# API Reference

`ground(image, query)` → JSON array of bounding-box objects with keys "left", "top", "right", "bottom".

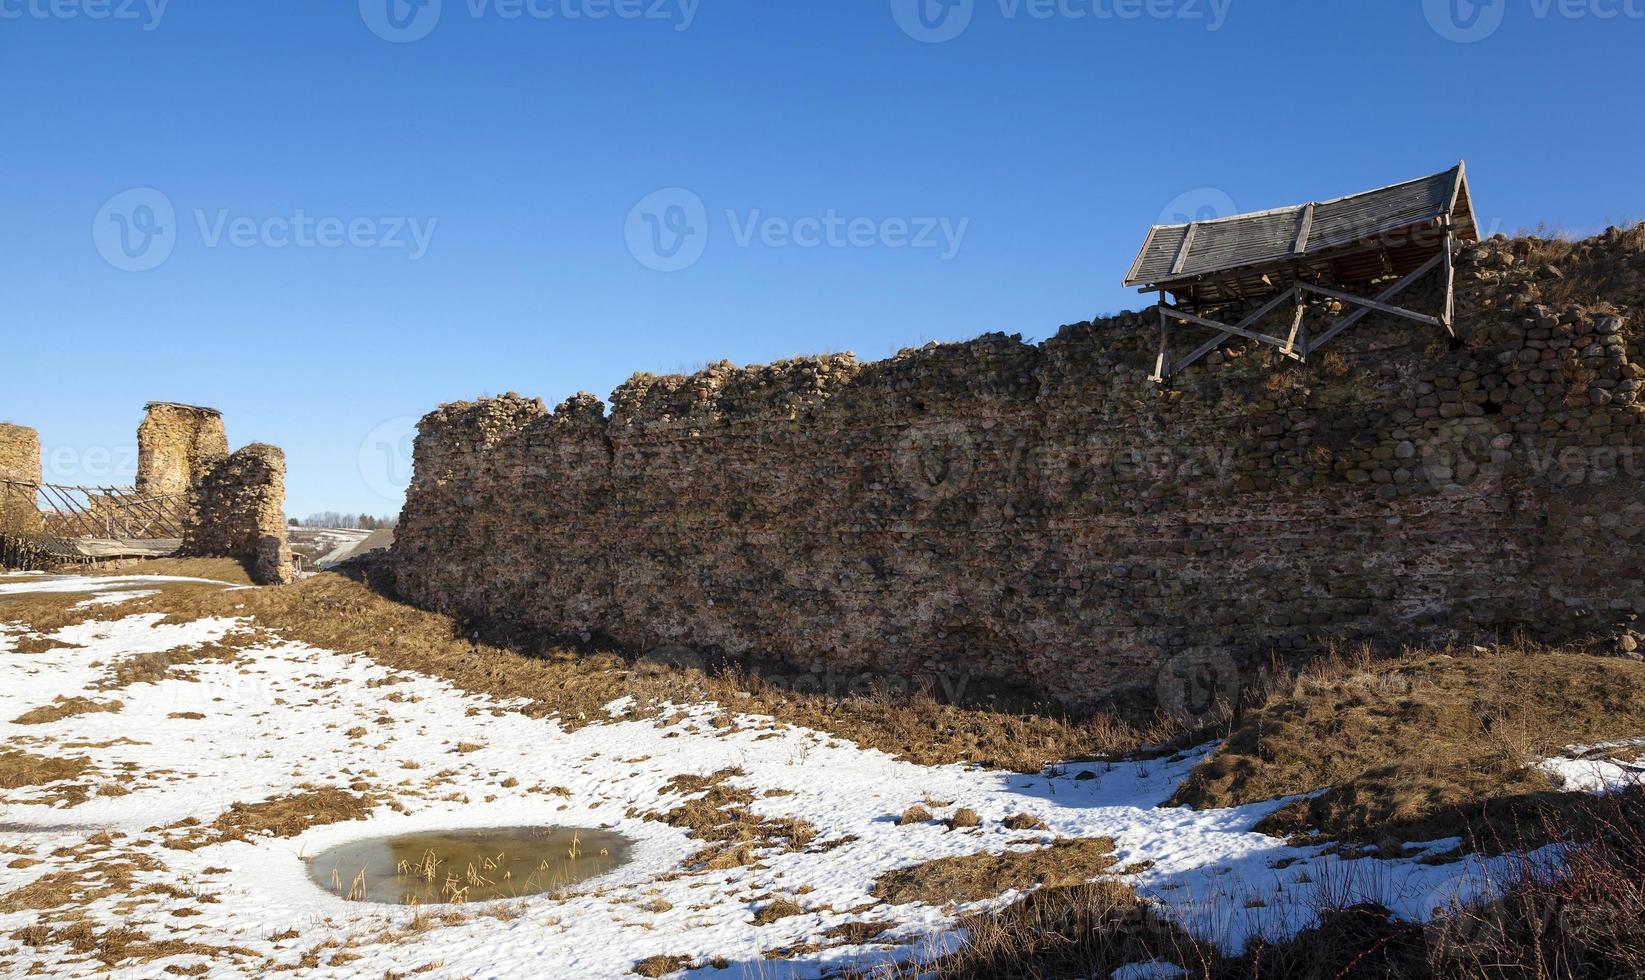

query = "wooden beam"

[
  {"left": 1162, "top": 305, "right": 1303, "bottom": 355},
  {"left": 1442, "top": 230, "right": 1456, "bottom": 336},
  {"left": 1166, "top": 287, "right": 1301, "bottom": 376},
  {"left": 1170, "top": 223, "right": 1198, "bottom": 277},
  {"left": 1152, "top": 291, "right": 1169, "bottom": 382},
  {"left": 1305, "top": 252, "right": 1444, "bottom": 354},
  {"left": 1297, "top": 280, "right": 1443, "bottom": 328},
  {"left": 1283, "top": 287, "right": 1306, "bottom": 357},
  {"left": 1291, "top": 203, "right": 1315, "bottom": 256}
]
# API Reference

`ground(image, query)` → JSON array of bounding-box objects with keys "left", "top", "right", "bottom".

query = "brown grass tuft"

[
  {"left": 0, "top": 749, "right": 90, "bottom": 791},
  {"left": 872, "top": 838, "right": 1116, "bottom": 906},
  {"left": 11, "top": 697, "right": 123, "bottom": 726},
  {"left": 1171, "top": 644, "right": 1645, "bottom": 850},
  {"left": 752, "top": 897, "right": 804, "bottom": 925},
  {"left": 634, "top": 953, "right": 694, "bottom": 977},
  {"left": 645, "top": 769, "right": 818, "bottom": 872},
  {"left": 165, "top": 788, "right": 381, "bottom": 850},
  {"left": 897, "top": 805, "right": 933, "bottom": 826}
]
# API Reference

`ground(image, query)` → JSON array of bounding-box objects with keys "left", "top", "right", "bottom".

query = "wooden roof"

[{"left": 1124, "top": 164, "right": 1477, "bottom": 309}]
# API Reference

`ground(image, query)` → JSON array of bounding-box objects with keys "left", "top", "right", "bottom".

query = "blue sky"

[{"left": 2, "top": 0, "right": 1636, "bottom": 517}]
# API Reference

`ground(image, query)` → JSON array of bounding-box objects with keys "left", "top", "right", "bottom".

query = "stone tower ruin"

[
  {"left": 0, "top": 423, "right": 42, "bottom": 537},
  {"left": 137, "top": 403, "right": 230, "bottom": 499}
]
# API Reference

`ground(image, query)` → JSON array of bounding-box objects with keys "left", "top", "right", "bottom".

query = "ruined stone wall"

[
  {"left": 137, "top": 403, "right": 229, "bottom": 500},
  {"left": 0, "top": 423, "right": 42, "bottom": 537},
  {"left": 179, "top": 444, "right": 295, "bottom": 585},
  {"left": 393, "top": 230, "right": 1645, "bottom": 712}
]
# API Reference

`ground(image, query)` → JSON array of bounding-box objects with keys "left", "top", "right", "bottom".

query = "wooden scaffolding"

[{"left": 1122, "top": 163, "right": 1479, "bottom": 382}]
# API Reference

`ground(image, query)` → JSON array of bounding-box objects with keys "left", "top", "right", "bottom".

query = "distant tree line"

[{"left": 287, "top": 512, "right": 399, "bottom": 530}]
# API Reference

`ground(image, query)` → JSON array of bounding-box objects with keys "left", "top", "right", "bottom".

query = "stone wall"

[
  {"left": 392, "top": 229, "right": 1645, "bottom": 712},
  {"left": 137, "top": 403, "right": 230, "bottom": 499},
  {"left": 179, "top": 444, "right": 295, "bottom": 585},
  {"left": 0, "top": 423, "right": 42, "bottom": 537}
]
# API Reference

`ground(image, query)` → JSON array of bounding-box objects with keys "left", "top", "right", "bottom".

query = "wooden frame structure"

[
  {"left": 0, "top": 478, "right": 185, "bottom": 560},
  {"left": 1124, "top": 163, "right": 1478, "bottom": 382}
]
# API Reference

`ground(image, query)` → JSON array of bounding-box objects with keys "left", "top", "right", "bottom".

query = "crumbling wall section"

[
  {"left": 137, "top": 403, "right": 230, "bottom": 499},
  {"left": 393, "top": 230, "right": 1645, "bottom": 712},
  {"left": 0, "top": 423, "right": 42, "bottom": 539},
  {"left": 179, "top": 444, "right": 295, "bottom": 585}
]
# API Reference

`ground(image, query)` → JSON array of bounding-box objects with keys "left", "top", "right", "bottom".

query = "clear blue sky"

[{"left": 2, "top": 0, "right": 1636, "bottom": 517}]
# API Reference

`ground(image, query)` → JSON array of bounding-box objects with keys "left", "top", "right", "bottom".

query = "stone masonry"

[
  {"left": 179, "top": 445, "right": 295, "bottom": 586},
  {"left": 0, "top": 423, "right": 42, "bottom": 537},
  {"left": 0, "top": 405, "right": 293, "bottom": 586},
  {"left": 393, "top": 229, "right": 1645, "bottom": 713},
  {"left": 137, "top": 403, "right": 230, "bottom": 499}
]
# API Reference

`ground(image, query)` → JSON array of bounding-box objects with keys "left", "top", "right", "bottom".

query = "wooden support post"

[
  {"left": 1442, "top": 229, "right": 1456, "bottom": 337},
  {"left": 1167, "top": 287, "right": 1300, "bottom": 377},
  {"left": 1162, "top": 306, "right": 1305, "bottom": 356},
  {"left": 1152, "top": 290, "right": 1169, "bottom": 382},
  {"left": 1283, "top": 286, "right": 1306, "bottom": 359}
]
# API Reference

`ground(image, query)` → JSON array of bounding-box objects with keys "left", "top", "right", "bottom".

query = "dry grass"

[
  {"left": 9, "top": 916, "right": 255, "bottom": 969},
  {"left": 864, "top": 789, "right": 1645, "bottom": 979},
  {"left": 0, "top": 749, "right": 90, "bottom": 791},
  {"left": 644, "top": 769, "right": 818, "bottom": 871},
  {"left": 752, "top": 897, "right": 804, "bottom": 925},
  {"left": 0, "top": 853, "right": 166, "bottom": 914},
  {"left": 634, "top": 954, "right": 694, "bottom": 977},
  {"left": 897, "top": 805, "right": 932, "bottom": 826},
  {"left": 80, "top": 557, "right": 255, "bottom": 586},
  {"left": 96, "top": 636, "right": 258, "bottom": 691},
  {"left": 0, "top": 577, "right": 236, "bottom": 639},
  {"left": 11, "top": 697, "right": 123, "bottom": 726},
  {"left": 164, "top": 788, "right": 382, "bottom": 850},
  {"left": 872, "top": 837, "right": 1116, "bottom": 906},
  {"left": 1170, "top": 644, "right": 1645, "bottom": 851},
  {"left": 107, "top": 566, "right": 1157, "bottom": 773}
]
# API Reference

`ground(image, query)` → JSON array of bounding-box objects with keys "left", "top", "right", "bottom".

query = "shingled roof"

[{"left": 1124, "top": 164, "right": 1478, "bottom": 310}]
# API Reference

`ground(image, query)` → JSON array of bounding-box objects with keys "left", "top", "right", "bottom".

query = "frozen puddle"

[{"left": 308, "top": 826, "right": 632, "bottom": 904}]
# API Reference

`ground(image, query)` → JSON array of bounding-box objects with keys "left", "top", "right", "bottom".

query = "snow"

[
  {"left": 1539, "top": 739, "right": 1645, "bottom": 794},
  {"left": 1113, "top": 961, "right": 1188, "bottom": 980},
  {"left": 0, "top": 573, "right": 1585, "bottom": 979}
]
